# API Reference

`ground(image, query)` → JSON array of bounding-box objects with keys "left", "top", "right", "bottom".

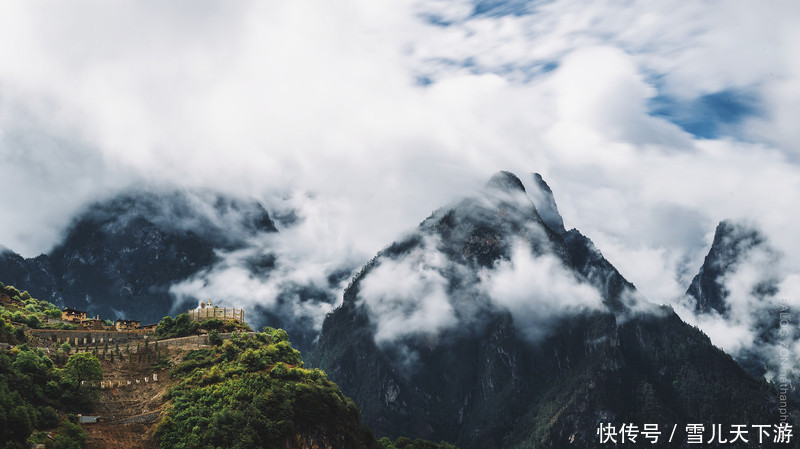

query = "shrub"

[
  {"left": 50, "top": 420, "right": 86, "bottom": 449},
  {"left": 64, "top": 353, "right": 103, "bottom": 390},
  {"left": 208, "top": 329, "right": 222, "bottom": 346}
]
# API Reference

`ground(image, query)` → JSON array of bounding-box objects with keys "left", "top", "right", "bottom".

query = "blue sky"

[
  {"left": 0, "top": 0, "right": 799, "bottom": 353},
  {"left": 649, "top": 87, "right": 761, "bottom": 139}
]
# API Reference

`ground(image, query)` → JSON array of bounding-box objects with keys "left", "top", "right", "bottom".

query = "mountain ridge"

[
  {"left": 0, "top": 189, "right": 277, "bottom": 326},
  {"left": 311, "top": 170, "right": 795, "bottom": 448}
]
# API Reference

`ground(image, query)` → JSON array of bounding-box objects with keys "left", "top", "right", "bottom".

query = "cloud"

[
  {"left": 358, "top": 235, "right": 458, "bottom": 345},
  {"left": 0, "top": 0, "right": 799, "bottom": 360},
  {"left": 669, "top": 225, "right": 800, "bottom": 381},
  {"left": 548, "top": 46, "right": 688, "bottom": 148},
  {"left": 167, "top": 241, "right": 342, "bottom": 338},
  {"left": 166, "top": 191, "right": 373, "bottom": 348},
  {"left": 480, "top": 239, "right": 605, "bottom": 341},
  {"left": 357, "top": 229, "right": 605, "bottom": 357}
]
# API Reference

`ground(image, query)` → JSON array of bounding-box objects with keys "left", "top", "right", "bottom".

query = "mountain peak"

[
  {"left": 527, "top": 173, "right": 567, "bottom": 235},
  {"left": 485, "top": 170, "right": 526, "bottom": 193},
  {"left": 314, "top": 202, "right": 789, "bottom": 449},
  {"left": 686, "top": 219, "right": 771, "bottom": 314}
]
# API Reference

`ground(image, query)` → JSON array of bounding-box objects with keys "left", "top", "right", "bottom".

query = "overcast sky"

[{"left": 1, "top": 0, "right": 799, "bottom": 310}]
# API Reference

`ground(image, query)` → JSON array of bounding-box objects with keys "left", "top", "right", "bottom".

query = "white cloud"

[
  {"left": 547, "top": 46, "right": 688, "bottom": 148},
  {"left": 669, "top": 228, "right": 800, "bottom": 379},
  {"left": 169, "top": 248, "right": 281, "bottom": 313},
  {"left": 0, "top": 0, "right": 799, "bottom": 359},
  {"left": 481, "top": 239, "right": 605, "bottom": 341},
  {"left": 354, "top": 230, "right": 607, "bottom": 366},
  {"left": 358, "top": 235, "right": 457, "bottom": 344},
  {"left": 167, "top": 191, "right": 377, "bottom": 339}
]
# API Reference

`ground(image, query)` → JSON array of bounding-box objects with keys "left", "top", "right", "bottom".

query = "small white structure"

[{"left": 188, "top": 299, "right": 245, "bottom": 323}]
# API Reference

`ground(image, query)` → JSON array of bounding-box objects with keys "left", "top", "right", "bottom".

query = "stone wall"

[
  {"left": 26, "top": 329, "right": 255, "bottom": 348},
  {"left": 99, "top": 372, "right": 160, "bottom": 389},
  {"left": 26, "top": 329, "right": 151, "bottom": 347}
]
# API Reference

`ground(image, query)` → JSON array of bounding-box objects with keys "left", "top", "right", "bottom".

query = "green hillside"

[
  {"left": 0, "top": 343, "right": 100, "bottom": 448},
  {"left": 0, "top": 281, "right": 78, "bottom": 344},
  {"left": 155, "top": 328, "right": 457, "bottom": 449}
]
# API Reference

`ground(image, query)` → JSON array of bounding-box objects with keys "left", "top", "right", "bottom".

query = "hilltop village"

[
  {"left": 1, "top": 283, "right": 250, "bottom": 359},
  {"left": 1, "top": 284, "right": 245, "bottom": 337},
  {"left": 0, "top": 282, "right": 257, "bottom": 448},
  {"left": 57, "top": 299, "right": 244, "bottom": 333}
]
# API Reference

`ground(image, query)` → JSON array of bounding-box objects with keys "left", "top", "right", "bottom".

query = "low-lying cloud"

[
  {"left": 669, "top": 223, "right": 800, "bottom": 383},
  {"left": 167, "top": 193, "right": 368, "bottom": 349},
  {"left": 1, "top": 0, "right": 799, "bottom": 370},
  {"left": 480, "top": 240, "right": 605, "bottom": 342},
  {"left": 357, "top": 225, "right": 606, "bottom": 368},
  {"left": 358, "top": 235, "right": 458, "bottom": 344}
]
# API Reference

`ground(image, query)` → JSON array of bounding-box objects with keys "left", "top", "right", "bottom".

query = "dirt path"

[{"left": 84, "top": 422, "right": 162, "bottom": 449}]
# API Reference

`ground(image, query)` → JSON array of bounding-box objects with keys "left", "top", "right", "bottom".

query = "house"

[
  {"left": 140, "top": 323, "right": 158, "bottom": 332},
  {"left": 0, "top": 294, "right": 13, "bottom": 305},
  {"left": 115, "top": 319, "right": 141, "bottom": 331},
  {"left": 77, "top": 415, "right": 106, "bottom": 424},
  {"left": 62, "top": 308, "right": 87, "bottom": 322},
  {"left": 79, "top": 319, "right": 109, "bottom": 331}
]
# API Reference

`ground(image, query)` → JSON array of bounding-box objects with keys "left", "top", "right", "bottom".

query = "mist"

[
  {"left": 669, "top": 221, "right": 800, "bottom": 384},
  {"left": 1, "top": 1, "right": 799, "bottom": 363}
]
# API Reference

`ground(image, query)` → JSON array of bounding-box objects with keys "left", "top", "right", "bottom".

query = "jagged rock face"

[
  {"left": 422, "top": 170, "right": 557, "bottom": 267},
  {"left": 0, "top": 190, "right": 277, "bottom": 324},
  {"left": 528, "top": 173, "right": 635, "bottom": 311},
  {"left": 528, "top": 173, "right": 567, "bottom": 235},
  {"left": 683, "top": 220, "right": 797, "bottom": 391},
  {"left": 686, "top": 220, "right": 779, "bottom": 315},
  {"left": 0, "top": 250, "right": 58, "bottom": 303},
  {"left": 311, "top": 172, "right": 789, "bottom": 449},
  {"left": 562, "top": 230, "right": 637, "bottom": 312}
]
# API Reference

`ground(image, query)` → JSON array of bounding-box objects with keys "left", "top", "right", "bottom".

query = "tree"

[
  {"left": 28, "top": 314, "right": 42, "bottom": 328},
  {"left": 64, "top": 353, "right": 102, "bottom": 390},
  {"left": 12, "top": 349, "right": 51, "bottom": 384},
  {"left": 51, "top": 420, "right": 86, "bottom": 449},
  {"left": 208, "top": 329, "right": 223, "bottom": 346}
]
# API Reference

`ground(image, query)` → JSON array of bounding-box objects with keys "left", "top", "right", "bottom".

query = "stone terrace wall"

[
  {"left": 26, "top": 330, "right": 256, "bottom": 348},
  {"left": 24, "top": 330, "right": 257, "bottom": 357},
  {"left": 99, "top": 372, "right": 161, "bottom": 390},
  {"left": 149, "top": 332, "right": 255, "bottom": 349},
  {"left": 26, "top": 329, "right": 150, "bottom": 347}
]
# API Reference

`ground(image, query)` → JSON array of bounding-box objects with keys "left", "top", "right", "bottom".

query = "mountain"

[
  {"left": 686, "top": 220, "right": 780, "bottom": 315},
  {"left": 0, "top": 281, "right": 459, "bottom": 449},
  {"left": 683, "top": 220, "right": 797, "bottom": 391},
  {"left": 0, "top": 189, "right": 277, "bottom": 326},
  {"left": 310, "top": 171, "right": 793, "bottom": 449}
]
